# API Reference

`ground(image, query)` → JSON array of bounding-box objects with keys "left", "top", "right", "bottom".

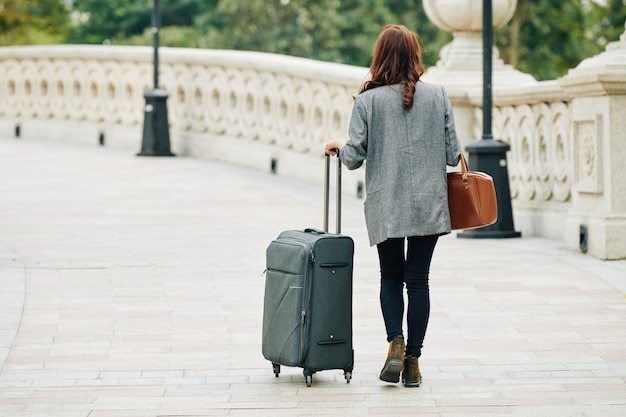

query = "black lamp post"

[
  {"left": 138, "top": 0, "right": 174, "bottom": 157},
  {"left": 458, "top": 0, "right": 520, "bottom": 238}
]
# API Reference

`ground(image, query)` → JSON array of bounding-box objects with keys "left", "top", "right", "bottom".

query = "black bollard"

[{"left": 137, "top": 89, "right": 174, "bottom": 156}]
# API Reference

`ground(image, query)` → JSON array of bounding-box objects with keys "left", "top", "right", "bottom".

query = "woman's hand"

[{"left": 325, "top": 139, "right": 347, "bottom": 156}]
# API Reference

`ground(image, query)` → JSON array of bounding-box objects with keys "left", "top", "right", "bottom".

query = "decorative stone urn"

[
  {"left": 423, "top": 0, "right": 517, "bottom": 33},
  {"left": 422, "top": 0, "right": 535, "bottom": 89}
]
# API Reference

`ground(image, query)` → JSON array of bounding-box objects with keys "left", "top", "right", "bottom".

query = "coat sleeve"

[
  {"left": 443, "top": 87, "right": 462, "bottom": 167},
  {"left": 340, "top": 97, "right": 368, "bottom": 170}
]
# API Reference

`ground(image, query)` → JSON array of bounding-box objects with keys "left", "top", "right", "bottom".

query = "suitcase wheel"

[
  {"left": 272, "top": 363, "right": 280, "bottom": 377},
  {"left": 344, "top": 371, "right": 352, "bottom": 383},
  {"left": 303, "top": 369, "right": 314, "bottom": 387}
]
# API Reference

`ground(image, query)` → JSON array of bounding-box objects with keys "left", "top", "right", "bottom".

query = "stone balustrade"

[
  {"left": 0, "top": 42, "right": 625, "bottom": 259},
  {"left": 488, "top": 82, "right": 573, "bottom": 241},
  {"left": 0, "top": 45, "right": 366, "bottom": 154}
]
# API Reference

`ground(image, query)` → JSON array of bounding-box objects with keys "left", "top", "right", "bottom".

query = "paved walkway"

[{"left": 1, "top": 137, "right": 625, "bottom": 417}]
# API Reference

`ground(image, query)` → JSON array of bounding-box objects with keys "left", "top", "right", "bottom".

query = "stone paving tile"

[{"left": 1, "top": 138, "right": 626, "bottom": 417}]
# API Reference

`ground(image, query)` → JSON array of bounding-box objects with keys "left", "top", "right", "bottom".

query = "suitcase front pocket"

[{"left": 262, "top": 269, "right": 306, "bottom": 366}]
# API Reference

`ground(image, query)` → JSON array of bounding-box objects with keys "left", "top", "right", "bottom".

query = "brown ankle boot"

[
  {"left": 379, "top": 336, "right": 405, "bottom": 383},
  {"left": 402, "top": 355, "right": 422, "bottom": 387}
]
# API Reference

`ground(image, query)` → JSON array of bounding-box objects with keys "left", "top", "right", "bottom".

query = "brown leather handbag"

[{"left": 447, "top": 153, "right": 498, "bottom": 230}]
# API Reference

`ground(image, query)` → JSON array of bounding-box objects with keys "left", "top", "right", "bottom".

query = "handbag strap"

[
  {"left": 458, "top": 152, "right": 470, "bottom": 184},
  {"left": 459, "top": 152, "right": 469, "bottom": 174}
]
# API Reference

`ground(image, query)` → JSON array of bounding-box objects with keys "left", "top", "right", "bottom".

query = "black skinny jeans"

[{"left": 377, "top": 235, "right": 438, "bottom": 358}]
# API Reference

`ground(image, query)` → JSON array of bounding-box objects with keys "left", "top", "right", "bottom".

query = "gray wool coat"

[{"left": 339, "top": 82, "right": 462, "bottom": 246}]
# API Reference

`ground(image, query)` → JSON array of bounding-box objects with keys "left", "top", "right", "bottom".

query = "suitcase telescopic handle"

[{"left": 324, "top": 153, "right": 342, "bottom": 234}]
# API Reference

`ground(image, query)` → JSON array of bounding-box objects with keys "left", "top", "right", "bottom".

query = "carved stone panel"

[{"left": 574, "top": 116, "right": 603, "bottom": 194}]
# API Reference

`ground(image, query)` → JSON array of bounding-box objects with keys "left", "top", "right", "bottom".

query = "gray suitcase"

[{"left": 262, "top": 155, "right": 354, "bottom": 386}]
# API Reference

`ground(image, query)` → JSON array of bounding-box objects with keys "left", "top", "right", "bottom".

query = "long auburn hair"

[{"left": 360, "top": 25, "right": 425, "bottom": 110}]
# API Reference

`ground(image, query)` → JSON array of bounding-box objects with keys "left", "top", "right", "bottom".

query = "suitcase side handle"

[
  {"left": 317, "top": 339, "right": 347, "bottom": 345},
  {"left": 319, "top": 262, "right": 349, "bottom": 268},
  {"left": 305, "top": 228, "right": 326, "bottom": 235},
  {"left": 323, "top": 153, "right": 342, "bottom": 234}
]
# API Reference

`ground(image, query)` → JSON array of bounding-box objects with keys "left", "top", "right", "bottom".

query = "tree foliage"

[
  {"left": 0, "top": 0, "right": 69, "bottom": 45},
  {"left": 67, "top": 0, "right": 149, "bottom": 43},
  {"left": 594, "top": 0, "right": 626, "bottom": 47},
  {"left": 1, "top": 0, "right": 625, "bottom": 81},
  {"left": 496, "top": 0, "right": 608, "bottom": 80}
]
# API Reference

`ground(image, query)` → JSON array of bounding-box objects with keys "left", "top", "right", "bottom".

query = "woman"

[{"left": 325, "top": 24, "right": 461, "bottom": 388}]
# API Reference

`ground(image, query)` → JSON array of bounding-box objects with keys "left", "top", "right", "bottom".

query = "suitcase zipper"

[{"left": 301, "top": 250, "right": 312, "bottom": 364}]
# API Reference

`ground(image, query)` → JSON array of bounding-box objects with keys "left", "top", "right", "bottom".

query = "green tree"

[
  {"left": 0, "top": 0, "right": 28, "bottom": 34},
  {"left": 161, "top": 0, "right": 217, "bottom": 27},
  {"left": 593, "top": 0, "right": 626, "bottom": 48},
  {"left": 0, "top": 0, "right": 69, "bottom": 45},
  {"left": 203, "top": 0, "right": 447, "bottom": 68},
  {"left": 202, "top": 0, "right": 393, "bottom": 66},
  {"left": 496, "top": 0, "right": 606, "bottom": 80},
  {"left": 68, "top": 0, "right": 219, "bottom": 45},
  {"left": 68, "top": 0, "right": 150, "bottom": 44},
  {"left": 122, "top": 26, "right": 210, "bottom": 48}
]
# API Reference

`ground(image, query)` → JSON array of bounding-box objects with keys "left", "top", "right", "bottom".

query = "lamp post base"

[{"left": 138, "top": 89, "right": 175, "bottom": 157}]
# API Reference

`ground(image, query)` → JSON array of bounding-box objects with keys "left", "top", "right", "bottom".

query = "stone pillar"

[
  {"left": 559, "top": 23, "right": 626, "bottom": 260},
  {"left": 421, "top": 0, "right": 536, "bottom": 145}
]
